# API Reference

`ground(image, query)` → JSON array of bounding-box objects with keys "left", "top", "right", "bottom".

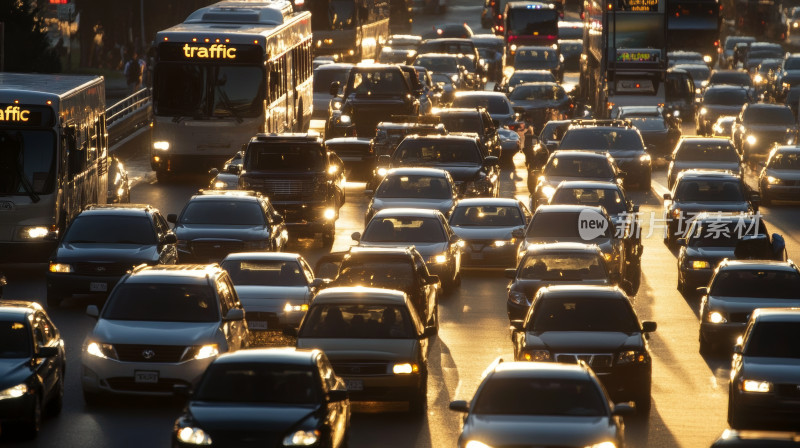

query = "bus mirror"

[{"left": 329, "top": 81, "right": 341, "bottom": 96}]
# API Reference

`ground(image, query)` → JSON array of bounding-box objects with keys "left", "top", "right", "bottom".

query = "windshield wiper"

[{"left": 215, "top": 86, "right": 243, "bottom": 124}]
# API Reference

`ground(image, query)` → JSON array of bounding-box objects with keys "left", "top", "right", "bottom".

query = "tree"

[{"left": 0, "top": 0, "right": 61, "bottom": 72}]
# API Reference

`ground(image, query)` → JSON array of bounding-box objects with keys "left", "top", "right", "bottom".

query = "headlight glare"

[
  {"left": 177, "top": 427, "right": 212, "bottom": 445},
  {"left": 392, "top": 362, "right": 419, "bottom": 374},
  {"left": 523, "top": 349, "right": 551, "bottom": 361},
  {"left": 85, "top": 341, "right": 117, "bottom": 359},
  {"left": 49, "top": 262, "right": 73, "bottom": 273},
  {"left": 767, "top": 176, "right": 781, "bottom": 185},
  {"left": 742, "top": 379, "right": 771, "bottom": 393},
  {"left": 323, "top": 208, "right": 336, "bottom": 220},
  {"left": 153, "top": 141, "right": 170, "bottom": 151},
  {"left": 692, "top": 260, "right": 711, "bottom": 269},
  {"left": 19, "top": 226, "right": 50, "bottom": 239},
  {"left": 283, "top": 429, "right": 320, "bottom": 446},
  {"left": 465, "top": 441, "right": 493, "bottom": 448},
  {"left": 586, "top": 443, "right": 617, "bottom": 448},
  {"left": 541, "top": 185, "right": 556, "bottom": 199},
  {"left": 193, "top": 344, "right": 219, "bottom": 360},
  {"left": 339, "top": 115, "right": 351, "bottom": 125},
  {"left": 284, "top": 303, "right": 309, "bottom": 313},
  {"left": 707, "top": 311, "right": 727, "bottom": 324},
  {"left": 0, "top": 383, "right": 28, "bottom": 400},
  {"left": 746, "top": 135, "right": 757, "bottom": 145},
  {"left": 377, "top": 167, "right": 388, "bottom": 177}
]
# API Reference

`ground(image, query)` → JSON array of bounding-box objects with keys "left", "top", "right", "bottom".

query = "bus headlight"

[
  {"left": 19, "top": 226, "right": 49, "bottom": 239},
  {"left": 153, "top": 141, "right": 170, "bottom": 151},
  {"left": 0, "top": 383, "right": 27, "bottom": 400}
]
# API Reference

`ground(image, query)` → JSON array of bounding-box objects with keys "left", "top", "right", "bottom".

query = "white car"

[
  {"left": 81, "top": 264, "right": 249, "bottom": 402},
  {"left": 220, "top": 252, "right": 323, "bottom": 330}
]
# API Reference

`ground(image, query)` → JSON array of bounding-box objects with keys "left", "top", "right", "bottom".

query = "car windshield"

[
  {"left": 710, "top": 269, "right": 800, "bottom": 298},
  {"left": 450, "top": 205, "right": 524, "bottom": 227},
  {"left": 452, "top": 95, "right": 512, "bottom": 114},
  {"left": 550, "top": 187, "right": 626, "bottom": 215},
  {"left": 393, "top": 139, "right": 482, "bottom": 164},
  {"left": 336, "top": 260, "right": 415, "bottom": 290},
  {"left": 472, "top": 377, "right": 606, "bottom": 416},
  {"left": 508, "top": 71, "right": 556, "bottom": 87},
  {"left": 0, "top": 320, "right": 31, "bottom": 358},
  {"left": 676, "top": 66, "right": 710, "bottom": 83},
  {"left": 347, "top": 69, "right": 408, "bottom": 96},
  {"left": 507, "top": 9, "right": 559, "bottom": 35},
  {"left": 526, "top": 211, "right": 611, "bottom": 239},
  {"left": 102, "top": 283, "right": 220, "bottom": 322},
  {"left": 245, "top": 143, "right": 326, "bottom": 172},
  {"left": 362, "top": 216, "right": 446, "bottom": 243},
  {"left": 438, "top": 114, "right": 483, "bottom": 133},
  {"left": 629, "top": 117, "right": 667, "bottom": 131},
  {"left": 676, "top": 142, "right": 739, "bottom": 162},
  {"left": 0, "top": 130, "right": 57, "bottom": 196},
  {"left": 179, "top": 200, "right": 265, "bottom": 226},
  {"left": 543, "top": 156, "right": 614, "bottom": 179},
  {"left": 194, "top": 363, "right": 319, "bottom": 404},
  {"left": 770, "top": 152, "right": 800, "bottom": 169},
  {"left": 531, "top": 296, "right": 639, "bottom": 332},
  {"left": 674, "top": 179, "right": 745, "bottom": 202},
  {"left": 518, "top": 252, "right": 607, "bottom": 280},
  {"left": 220, "top": 260, "right": 307, "bottom": 287},
  {"left": 63, "top": 215, "right": 157, "bottom": 245},
  {"left": 508, "top": 84, "right": 564, "bottom": 101},
  {"left": 743, "top": 107, "right": 795, "bottom": 125},
  {"left": 313, "top": 67, "right": 351, "bottom": 93},
  {"left": 745, "top": 322, "right": 800, "bottom": 358},
  {"left": 376, "top": 174, "right": 452, "bottom": 199},
  {"left": 559, "top": 129, "right": 644, "bottom": 151},
  {"left": 689, "top": 220, "right": 766, "bottom": 248},
  {"left": 703, "top": 89, "right": 749, "bottom": 105},
  {"left": 708, "top": 73, "right": 752, "bottom": 87},
  {"left": 299, "top": 304, "right": 415, "bottom": 339}
]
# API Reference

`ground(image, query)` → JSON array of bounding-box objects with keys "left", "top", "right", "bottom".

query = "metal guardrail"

[{"left": 106, "top": 87, "right": 152, "bottom": 151}]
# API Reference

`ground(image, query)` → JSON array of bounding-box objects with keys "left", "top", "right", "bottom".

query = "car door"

[
  {"left": 154, "top": 213, "right": 178, "bottom": 264},
  {"left": 413, "top": 252, "right": 437, "bottom": 325},
  {"left": 218, "top": 275, "right": 246, "bottom": 350},
  {"left": 33, "top": 313, "right": 58, "bottom": 398}
]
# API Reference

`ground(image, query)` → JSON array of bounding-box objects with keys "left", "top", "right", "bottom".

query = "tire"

[
  {"left": 46, "top": 373, "right": 64, "bottom": 417},
  {"left": 46, "top": 287, "right": 63, "bottom": 309},
  {"left": 409, "top": 373, "right": 428, "bottom": 415},
  {"left": 322, "top": 226, "right": 335, "bottom": 249},
  {"left": 625, "top": 260, "right": 642, "bottom": 295},
  {"left": 635, "top": 390, "right": 652, "bottom": 415},
  {"left": 21, "top": 396, "right": 41, "bottom": 440}
]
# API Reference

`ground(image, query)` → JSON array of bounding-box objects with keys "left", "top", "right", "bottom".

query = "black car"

[
  {"left": 412, "top": 53, "right": 467, "bottom": 90},
  {"left": 451, "top": 91, "right": 522, "bottom": 130},
  {"left": 707, "top": 70, "right": 754, "bottom": 91},
  {"left": 450, "top": 197, "right": 530, "bottom": 269},
  {"left": 436, "top": 108, "right": 502, "bottom": 160},
  {"left": 471, "top": 34, "right": 505, "bottom": 82},
  {"left": 733, "top": 103, "right": 798, "bottom": 162},
  {"left": 494, "top": 69, "right": 557, "bottom": 94},
  {"left": 512, "top": 46, "right": 564, "bottom": 82},
  {"left": 239, "top": 134, "right": 345, "bottom": 247},
  {"left": 511, "top": 285, "right": 657, "bottom": 412},
  {"left": 169, "top": 190, "right": 289, "bottom": 262},
  {"left": 667, "top": 137, "right": 743, "bottom": 190},
  {"left": 507, "top": 82, "right": 573, "bottom": 134},
  {"left": 172, "top": 348, "right": 350, "bottom": 448},
  {"left": 46, "top": 204, "right": 178, "bottom": 307},
  {"left": 699, "top": 260, "right": 800, "bottom": 354},
  {"left": 696, "top": 85, "right": 753, "bottom": 136},
  {"left": 759, "top": 145, "right": 800, "bottom": 204},
  {"left": 531, "top": 151, "right": 623, "bottom": 208},
  {"left": 559, "top": 39, "right": 583, "bottom": 71},
  {"left": 743, "top": 42, "right": 783, "bottom": 73},
  {"left": 0, "top": 301, "right": 65, "bottom": 439},
  {"left": 614, "top": 106, "right": 682, "bottom": 158},
  {"left": 325, "top": 137, "right": 375, "bottom": 181}
]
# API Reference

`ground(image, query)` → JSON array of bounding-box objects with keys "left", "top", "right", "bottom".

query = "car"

[
  {"left": 386, "top": 34, "right": 423, "bottom": 52},
  {"left": 713, "top": 116, "right": 737, "bottom": 139},
  {"left": 0, "top": 301, "right": 65, "bottom": 439},
  {"left": 494, "top": 69, "right": 557, "bottom": 94},
  {"left": 676, "top": 212, "right": 781, "bottom": 296},
  {"left": 663, "top": 170, "right": 760, "bottom": 247},
  {"left": 449, "top": 360, "right": 632, "bottom": 448},
  {"left": 449, "top": 197, "right": 531, "bottom": 268},
  {"left": 711, "top": 429, "right": 800, "bottom": 446},
  {"left": 412, "top": 53, "right": 466, "bottom": 90},
  {"left": 81, "top": 264, "right": 250, "bottom": 402},
  {"left": 451, "top": 91, "right": 523, "bottom": 130},
  {"left": 471, "top": 34, "right": 505, "bottom": 81},
  {"left": 733, "top": 103, "right": 798, "bottom": 162},
  {"left": 497, "top": 127, "right": 522, "bottom": 165},
  {"left": 220, "top": 252, "right": 322, "bottom": 331},
  {"left": 505, "top": 242, "right": 629, "bottom": 321},
  {"left": 422, "top": 23, "right": 473, "bottom": 38},
  {"left": 107, "top": 156, "right": 130, "bottom": 204},
  {"left": 789, "top": 6, "right": 800, "bottom": 34},
  {"left": 168, "top": 190, "right": 289, "bottom": 262},
  {"left": 506, "top": 82, "right": 573, "bottom": 135},
  {"left": 707, "top": 70, "right": 755, "bottom": 91},
  {"left": 436, "top": 107, "right": 502, "bottom": 160},
  {"left": 376, "top": 47, "right": 415, "bottom": 64},
  {"left": 416, "top": 38, "right": 484, "bottom": 88},
  {"left": 510, "top": 285, "right": 657, "bottom": 412},
  {"left": 46, "top": 204, "right": 178, "bottom": 307},
  {"left": 517, "top": 205, "right": 627, "bottom": 282},
  {"left": 720, "top": 36, "right": 756, "bottom": 69},
  {"left": 293, "top": 287, "right": 437, "bottom": 413},
  {"left": 673, "top": 63, "right": 711, "bottom": 94},
  {"left": 668, "top": 50, "right": 709, "bottom": 67},
  {"left": 775, "top": 69, "right": 800, "bottom": 102},
  {"left": 314, "top": 246, "right": 441, "bottom": 331},
  {"left": 759, "top": 145, "right": 800, "bottom": 205},
  {"left": 742, "top": 42, "right": 783, "bottom": 73},
  {"left": 667, "top": 137, "right": 743, "bottom": 190},
  {"left": 512, "top": 46, "right": 564, "bottom": 82},
  {"left": 325, "top": 137, "right": 375, "bottom": 181},
  {"left": 239, "top": 133, "right": 345, "bottom": 247},
  {"left": 728, "top": 308, "right": 800, "bottom": 430},
  {"left": 208, "top": 151, "right": 245, "bottom": 190},
  {"left": 752, "top": 58, "right": 782, "bottom": 99},
  {"left": 312, "top": 63, "right": 353, "bottom": 120},
  {"left": 699, "top": 260, "right": 800, "bottom": 354},
  {"left": 365, "top": 167, "right": 457, "bottom": 225},
  {"left": 171, "top": 348, "right": 350, "bottom": 448},
  {"left": 559, "top": 39, "right": 583, "bottom": 71},
  {"left": 696, "top": 85, "right": 753, "bottom": 136},
  {"left": 389, "top": 134, "right": 500, "bottom": 198},
  {"left": 614, "top": 106, "right": 682, "bottom": 158},
  {"left": 530, "top": 150, "right": 623, "bottom": 208},
  {"left": 558, "top": 119, "right": 653, "bottom": 190},
  {"left": 373, "top": 120, "right": 448, "bottom": 159},
  {"left": 353, "top": 208, "right": 462, "bottom": 292}
]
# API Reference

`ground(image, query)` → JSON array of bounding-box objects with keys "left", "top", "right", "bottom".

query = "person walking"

[{"left": 124, "top": 52, "right": 142, "bottom": 93}]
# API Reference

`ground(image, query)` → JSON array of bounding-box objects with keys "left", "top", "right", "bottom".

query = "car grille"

[
  {"left": 206, "top": 430, "right": 280, "bottom": 448},
  {"left": 113, "top": 344, "right": 187, "bottom": 363},
  {"left": 776, "top": 383, "right": 800, "bottom": 399},
  {"left": 554, "top": 353, "right": 614, "bottom": 372},
  {"left": 73, "top": 262, "right": 132, "bottom": 276},
  {"left": 331, "top": 360, "right": 390, "bottom": 376},
  {"left": 255, "top": 179, "right": 316, "bottom": 197},
  {"left": 728, "top": 312, "right": 751, "bottom": 323},
  {"left": 192, "top": 240, "right": 245, "bottom": 259},
  {"left": 467, "top": 239, "right": 494, "bottom": 251},
  {"left": 106, "top": 377, "right": 189, "bottom": 393}
]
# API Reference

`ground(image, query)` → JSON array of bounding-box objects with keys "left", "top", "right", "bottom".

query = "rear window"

[
  {"left": 220, "top": 260, "right": 307, "bottom": 287},
  {"left": 710, "top": 269, "right": 800, "bottom": 299},
  {"left": 472, "top": 377, "right": 606, "bottom": 416},
  {"left": 675, "top": 142, "right": 739, "bottom": 162},
  {"left": 530, "top": 296, "right": 639, "bottom": 332},
  {"left": 299, "top": 304, "right": 415, "bottom": 339},
  {"left": 745, "top": 321, "right": 800, "bottom": 358},
  {"left": 179, "top": 200, "right": 265, "bottom": 226},
  {"left": 362, "top": 216, "right": 446, "bottom": 243},
  {"left": 0, "top": 320, "right": 31, "bottom": 358},
  {"left": 245, "top": 143, "right": 326, "bottom": 171},
  {"left": 559, "top": 128, "right": 644, "bottom": 151},
  {"left": 452, "top": 95, "right": 512, "bottom": 114}
]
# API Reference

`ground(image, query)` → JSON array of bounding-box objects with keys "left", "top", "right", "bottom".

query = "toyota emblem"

[
  {"left": 142, "top": 349, "right": 156, "bottom": 360},
  {"left": 95, "top": 266, "right": 106, "bottom": 272}
]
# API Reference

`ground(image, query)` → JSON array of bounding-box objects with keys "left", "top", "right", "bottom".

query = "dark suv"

[
  {"left": 437, "top": 108, "right": 502, "bottom": 160},
  {"left": 239, "top": 134, "right": 345, "bottom": 247},
  {"left": 46, "top": 204, "right": 178, "bottom": 307},
  {"left": 733, "top": 103, "right": 798, "bottom": 162}
]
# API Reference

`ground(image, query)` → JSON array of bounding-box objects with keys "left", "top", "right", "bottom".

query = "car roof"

[
  {"left": 313, "top": 287, "right": 409, "bottom": 305},
  {"left": 533, "top": 204, "right": 605, "bottom": 214},
  {"left": 490, "top": 361, "right": 593, "bottom": 380},
  {"left": 190, "top": 191, "right": 262, "bottom": 202},
  {"left": 704, "top": 84, "right": 749, "bottom": 91},
  {"left": 415, "top": 52, "right": 459, "bottom": 59},
  {"left": 751, "top": 308, "right": 800, "bottom": 323},
  {"left": 691, "top": 212, "right": 759, "bottom": 223},
  {"left": 214, "top": 347, "right": 321, "bottom": 365},
  {"left": 221, "top": 252, "right": 301, "bottom": 262},
  {"left": 0, "top": 300, "right": 43, "bottom": 319},
  {"left": 744, "top": 103, "right": 792, "bottom": 110},
  {"left": 678, "top": 136, "right": 735, "bottom": 145},
  {"left": 372, "top": 208, "right": 444, "bottom": 218},
  {"left": 455, "top": 197, "right": 521, "bottom": 207},
  {"left": 515, "top": 81, "right": 560, "bottom": 88},
  {"left": 771, "top": 145, "right": 800, "bottom": 154},
  {"left": 454, "top": 91, "right": 507, "bottom": 98},
  {"left": 325, "top": 137, "right": 372, "bottom": 145},
  {"left": 538, "top": 284, "right": 627, "bottom": 298},
  {"left": 675, "top": 169, "right": 741, "bottom": 181},
  {"left": 550, "top": 150, "right": 612, "bottom": 160},
  {"left": 127, "top": 264, "right": 225, "bottom": 282},
  {"left": 437, "top": 108, "right": 484, "bottom": 115},
  {"left": 517, "top": 45, "right": 556, "bottom": 51},
  {"left": 524, "top": 242, "right": 604, "bottom": 255},
  {"left": 400, "top": 134, "right": 477, "bottom": 143},
  {"left": 313, "top": 63, "right": 354, "bottom": 71},
  {"left": 81, "top": 204, "right": 158, "bottom": 216},
  {"left": 347, "top": 246, "right": 416, "bottom": 257},
  {"left": 718, "top": 260, "right": 797, "bottom": 271},
  {"left": 385, "top": 167, "right": 450, "bottom": 177},
  {"left": 554, "top": 180, "right": 622, "bottom": 190}
]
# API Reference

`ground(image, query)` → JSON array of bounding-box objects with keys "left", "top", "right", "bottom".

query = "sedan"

[
  {"left": 531, "top": 151, "right": 622, "bottom": 209},
  {"left": 513, "top": 46, "right": 564, "bottom": 82},
  {"left": 667, "top": 137, "right": 743, "bottom": 190},
  {"left": 759, "top": 145, "right": 800, "bottom": 205},
  {"left": 449, "top": 198, "right": 530, "bottom": 268},
  {"left": 494, "top": 69, "right": 556, "bottom": 94},
  {"left": 696, "top": 86, "right": 752, "bottom": 136},
  {"left": 615, "top": 106, "right": 681, "bottom": 158},
  {"left": 365, "top": 167, "right": 457, "bottom": 225},
  {"left": 507, "top": 82, "right": 573, "bottom": 134},
  {"left": 451, "top": 91, "right": 522, "bottom": 129},
  {"left": 172, "top": 348, "right": 350, "bottom": 448}
]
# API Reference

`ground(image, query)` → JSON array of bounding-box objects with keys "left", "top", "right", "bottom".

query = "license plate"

[
  {"left": 0, "top": 201, "right": 13, "bottom": 211},
  {"left": 89, "top": 282, "right": 108, "bottom": 292},
  {"left": 345, "top": 379, "right": 363, "bottom": 391},
  {"left": 249, "top": 321, "right": 268, "bottom": 330},
  {"left": 134, "top": 371, "right": 159, "bottom": 384}
]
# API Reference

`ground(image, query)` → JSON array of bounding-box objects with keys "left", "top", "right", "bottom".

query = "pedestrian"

[
  {"left": 124, "top": 52, "right": 142, "bottom": 93},
  {"left": 137, "top": 52, "right": 148, "bottom": 88}
]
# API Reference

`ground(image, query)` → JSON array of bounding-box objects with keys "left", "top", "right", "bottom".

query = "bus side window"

[{"left": 65, "top": 126, "right": 83, "bottom": 177}]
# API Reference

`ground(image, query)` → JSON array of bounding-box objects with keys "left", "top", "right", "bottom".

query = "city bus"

[
  {"left": 151, "top": 0, "right": 313, "bottom": 179},
  {"left": 666, "top": 0, "right": 721, "bottom": 62},
  {"left": 305, "top": 0, "right": 391, "bottom": 61},
  {"left": 0, "top": 73, "right": 107, "bottom": 262},
  {"left": 504, "top": 2, "right": 560, "bottom": 64}
]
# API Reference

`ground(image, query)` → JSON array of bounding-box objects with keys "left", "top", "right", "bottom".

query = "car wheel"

[
  {"left": 46, "top": 372, "right": 64, "bottom": 417},
  {"left": 46, "top": 287, "right": 64, "bottom": 309},
  {"left": 21, "top": 395, "right": 41, "bottom": 440},
  {"left": 625, "top": 260, "right": 641, "bottom": 295},
  {"left": 635, "top": 388, "right": 652, "bottom": 415},
  {"left": 409, "top": 373, "right": 428, "bottom": 415}
]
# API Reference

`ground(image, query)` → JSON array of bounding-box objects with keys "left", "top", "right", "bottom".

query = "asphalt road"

[{"left": 3, "top": 7, "right": 800, "bottom": 448}]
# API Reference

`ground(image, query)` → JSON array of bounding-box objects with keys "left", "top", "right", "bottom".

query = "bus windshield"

[
  {"left": 506, "top": 8, "right": 558, "bottom": 36},
  {"left": 310, "top": 0, "right": 356, "bottom": 30},
  {"left": 0, "top": 130, "right": 56, "bottom": 195},
  {"left": 154, "top": 64, "right": 264, "bottom": 118}
]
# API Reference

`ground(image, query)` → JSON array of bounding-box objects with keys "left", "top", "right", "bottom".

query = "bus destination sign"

[
  {"left": 616, "top": 49, "right": 661, "bottom": 63},
  {"left": 0, "top": 105, "right": 54, "bottom": 127},
  {"left": 617, "top": 0, "right": 659, "bottom": 11},
  {"left": 158, "top": 42, "right": 264, "bottom": 64}
]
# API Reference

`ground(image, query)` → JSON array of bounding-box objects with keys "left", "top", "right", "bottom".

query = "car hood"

[
  {"left": 358, "top": 241, "right": 447, "bottom": 259},
  {"left": 54, "top": 243, "right": 160, "bottom": 264},
  {"left": 510, "top": 99, "right": 562, "bottom": 110},
  {"left": 174, "top": 225, "right": 268, "bottom": 241},
  {"left": 0, "top": 358, "right": 33, "bottom": 389},
  {"left": 765, "top": 168, "right": 800, "bottom": 181},
  {"left": 671, "top": 201, "right": 751, "bottom": 213},
  {"left": 371, "top": 198, "right": 454, "bottom": 215},
  {"left": 604, "top": 149, "right": 644, "bottom": 160},
  {"left": 91, "top": 320, "right": 220, "bottom": 345},
  {"left": 741, "top": 357, "right": 800, "bottom": 383},
  {"left": 464, "top": 414, "right": 615, "bottom": 447},
  {"left": 188, "top": 402, "right": 318, "bottom": 432},
  {"left": 513, "top": 278, "right": 610, "bottom": 297},
  {"left": 452, "top": 226, "right": 520, "bottom": 241},
  {"left": 528, "top": 331, "right": 641, "bottom": 352},
  {"left": 234, "top": 286, "right": 309, "bottom": 307},
  {"left": 672, "top": 161, "right": 740, "bottom": 174},
  {"left": 684, "top": 246, "right": 735, "bottom": 261},
  {"left": 423, "top": 164, "right": 484, "bottom": 182},
  {"left": 296, "top": 338, "right": 418, "bottom": 361},
  {"left": 525, "top": 237, "right": 614, "bottom": 254},
  {"left": 708, "top": 296, "right": 800, "bottom": 314}
]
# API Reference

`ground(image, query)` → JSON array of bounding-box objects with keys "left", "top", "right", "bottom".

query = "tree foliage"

[{"left": 0, "top": 0, "right": 61, "bottom": 72}]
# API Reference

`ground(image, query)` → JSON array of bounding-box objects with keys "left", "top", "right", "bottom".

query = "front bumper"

[
  {"left": 0, "top": 392, "right": 36, "bottom": 423},
  {"left": 81, "top": 355, "right": 214, "bottom": 397},
  {"left": 340, "top": 372, "right": 423, "bottom": 402},
  {"left": 46, "top": 272, "right": 125, "bottom": 296},
  {"left": 615, "top": 158, "right": 651, "bottom": 184},
  {"left": 732, "top": 389, "right": 800, "bottom": 428},
  {"left": 275, "top": 201, "right": 338, "bottom": 236},
  {"left": 700, "top": 321, "right": 746, "bottom": 348},
  {"left": 763, "top": 183, "right": 800, "bottom": 200},
  {"left": 461, "top": 242, "right": 517, "bottom": 268}
]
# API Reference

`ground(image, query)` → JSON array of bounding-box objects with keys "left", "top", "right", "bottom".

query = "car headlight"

[
  {"left": 509, "top": 291, "right": 527, "bottom": 305},
  {"left": 332, "top": 100, "right": 342, "bottom": 110},
  {"left": 493, "top": 239, "right": 514, "bottom": 247},
  {"left": 430, "top": 253, "right": 448, "bottom": 264},
  {"left": 586, "top": 443, "right": 617, "bottom": 448},
  {"left": 767, "top": 175, "right": 782, "bottom": 185},
  {"left": 639, "top": 153, "right": 651, "bottom": 162},
  {"left": 392, "top": 362, "right": 419, "bottom": 374},
  {"left": 691, "top": 260, "right": 711, "bottom": 269},
  {"left": 377, "top": 167, "right": 388, "bottom": 177},
  {"left": 465, "top": 441, "right": 494, "bottom": 448},
  {"left": 244, "top": 240, "right": 269, "bottom": 250},
  {"left": 741, "top": 379, "right": 772, "bottom": 393},
  {"left": 616, "top": 350, "right": 648, "bottom": 364},
  {"left": 746, "top": 135, "right": 757, "bottom": 145},
  {"left": 153, "top": 141, "right": 170, "bottom": 151},
  {"left": 18, "top": 226, "right": 50, "bottom": 240},
  {"left": 540, "top": 185, "right": 556, "bottom": 199},
  {"left": 183, "top": 344, "right": 220, "bottom": 361},
  {"left": 522, "top": 349, "right": 551, "bottom": 361},
  {"left": 339, "top": 115, "right": 351, "bottom": 125},
  {"left": 283, "top": 429, "right": 320, "bottom": 446},
  {"left": 85, "top": 341, "right": 117, "bottom": 359},
  {"left": 754, "top": 74, "right": 763, "bottom": 84},
  {"left": 699, "top": 107, "right": 707, "bottom": 115},
  {"left": 284, "top": 302, "right": 309, "bottom": 313},
  {"left": 323, "top": 208, "right": 336, "bottom": 220},
  {"left": 706, "top": 311, "right": 727, "bottom": 324},
  {"left": 213, "top": 181, "right": 227, "bottom": 189},
  {"left": 0, "top": 383, "right": 28, "bottom": 400},
  {"left": 49, "top": 262, "right": 74, "bottom": 273},
  {"left": 451, "top": 74, "right": 459, "bottom": 83},
  {"left": 177, "top": 427, "right": 213, "bottom": 445}
]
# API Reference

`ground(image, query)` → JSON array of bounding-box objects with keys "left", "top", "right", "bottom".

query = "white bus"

[
  {"left": 151, "top": 0, "right": 314, "bottom": 179},
  {"left": 0, "top": 73, "right": 107, "bottom": 262}
]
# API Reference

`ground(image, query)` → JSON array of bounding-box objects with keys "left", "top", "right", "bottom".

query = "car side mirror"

[
  {"left": 504, "top": 268, "right": 517, "bottom": 279},
  {"left": 612, "top": 402, "right": 636, "bottom": 416},
  {"left": 449, "top": 400, "right": 470, "bottom": 413},
  {"left": 621, "top": 279, "right": 634, "bottom": 295},
  {"left": 329, "top": 81, "right": 341, "bottom": 96},
  {"left": 328, "top": 389, "right": 348, "bottom": 402},
  {"left": 351, "top": 232, "right": 361, "bottom": 242},
  {"left": 642, "top": 321, "right": 657, "bottom": 333},
  {"left": 36, "top": 346, "right": 59, "bottom": 358},
  {"left": 167, "top": 214, "right": 178, "bottom": 224},
  {"left": 173, "top": 383, "right": 193, "bottom": 398},
  {"left": 209, "top": 167, "right": 220, "bottom": 176},
  {"left": 663, "top": 193, "right": 672, "bottom": 201},
  {"left": 510, "top": 319, "right": 524, "bottom": 331},
  {"left": 224, "top": 308, "right": 245, "bottom": 321},
  {"left": 311, "top": 278, "right": 324, "bottom": 289},
  {"left": 86, "top": 305, "right": 100, "bottom": 319},
  {"left": 162, "top": 233, "right": 178, "bottom": 245},
  {"left": 425, "top": 274, "right": 440, "bottom": 286},
  {"left": 676, "top": 238, "right": 687, "bottom": 247},
  {"left": 512, "top": 227, "right": 525, "bottom": 239}
]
